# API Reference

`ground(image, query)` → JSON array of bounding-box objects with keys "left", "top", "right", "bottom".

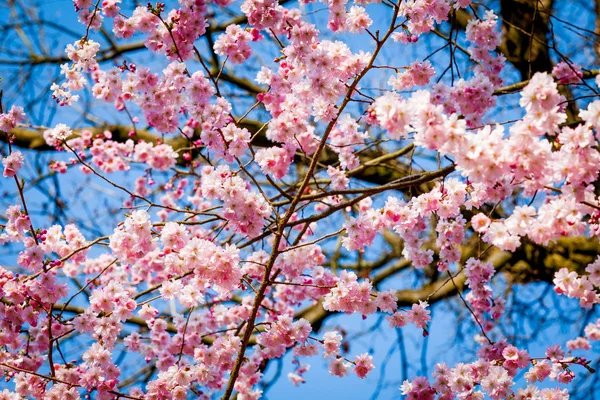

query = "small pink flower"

[
  {"left": 2, "top": 151, "right": 25, "bottom": 178},
  {"left": 353, "top": 353, "right": 374, "bottom": 378},
  {"left": 328, "top": 357, "right": 349, "bottom": 378},
  {"left": 552, "top": 61, "right": 583, "bottom": 84},
  {"left": 471, "top": 213, "right": 491, "bottom": 233}
]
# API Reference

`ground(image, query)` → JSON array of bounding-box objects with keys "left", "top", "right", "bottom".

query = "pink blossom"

[
  {"left": 466, "top": 11, "right": 501, "bottom": 51},
  {"left": 44, "top": 123, "right": 72, "bottom": 146},
  {"left": 214, "top": 25, "right": 253, "bottom": 64},
  {"left": 2, "top": 151, "right": 25, "bottom": 178},
  {"left": 0, "top": 105, "right": 26, "bottom": 132},
  {"left": 255, "top": 144, "right": 295, "bottom": 179},
  {"left": 353, "top": 353, "right": 374, "bottom": 378},
  {"left": 552, "top": 61, "right": 583, "bottom": 84},
  {"left": 322, "top": 331, "right": 342, "bottom": 357},
  {"left": 327, "top": 166, "right": 349, "bottom": 190},
  {"left": 406, "top": 301, "right": 431, "bottom": 329},
  {"left": 328, "top": 357, "right": 349, "bottom": 377},
  {"left": 346, "top": 6, "right": 372, "bottom": 34},
  {"left": 376, "top": 290, "right": 398, "bottom": 313},
  {"left": 389, "top": 60, "right": 435, "bottom": 90}
]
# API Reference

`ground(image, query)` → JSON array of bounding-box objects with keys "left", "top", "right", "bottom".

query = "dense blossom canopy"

[{"left": 1, "top": 0, "right": 600, "bottom": 399}]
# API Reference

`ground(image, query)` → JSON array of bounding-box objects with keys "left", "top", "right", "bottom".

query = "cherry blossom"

[
  {"left": 2, "top": 151, "right": 24, "bottom": 178},
  {"left": 1, "top": 1, "right": 600, "bottom": 399}
]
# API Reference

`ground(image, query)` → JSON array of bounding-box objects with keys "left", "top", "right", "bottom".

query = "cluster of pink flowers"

[
  {"left": 400, "top": 375, "right": 436, "bottom": 399},
  {"left": 254, "top": 143, "right": 295, "bottom": 179},
  {"left": 43, "top": 123, "right": 72, "bottom": 147},
  {"left": 317, "top": 330, "right": 374, "bottom": 379},
  {"left": 368, "top": 92, "right": 412, "bottom": 140},
  {"left": 566, "top": 317, "right": 600, "bottom": 351},
  {"left": 317, "top": 0, "right": 372, "bottom": 33},
  {"left": 398, "top": 0, "right": 451, "bottom": 36},
  {"left": 342, "top": 210, "right": 380, "bottom": 251},
  {"left": 389, "top": 60, "right": 435, "bottom": 91},
  {"left": 200, "top": 165, "right": 271, "bottom": 237},
  {"left": 111, "top": 6, "right": 156, "bottom": 38},
  {"left": 117, "top": 3, "right": 206, "bottom": 61},
  {"left": 214, "top": 25, "right": 256, "bottom": 64},
  {"left": 346, "top": 6, "right": 372, "bottom": 33},
  {"left": 275, "top": 244, "right": 325, "bottom": 280},
  {"left": 86, "top": 132, "right": 133, "bottom": 173},
  {"left": 553, "top": 124, "right": 600, "bottom": 194},
  {"left": 382, "top": 200, "right": 431, "bottom": 268},
  {"left": 400, "top": 342, "right": 577, "bottom": 400},
  {"left": 552, "top": 61, "right": 583, "bottom": 84},
  {"left": 390, "top": 12, "right": 501, "bottom": 126},
  {"left": 327, "top": 166, "right": 349, "bottom": 190},
  {"left": 322, "top": 270, "right": 376, "bottom": 315},
  {"left": 0, "top": 205, "right": 31, "bottom": 244},
  {"left": 465, "top": 10, "right": 501, "bottom": 52},
  {"left": 134, "top": 142, "right": 179, "bottom": 171},
  {"left": 180, "top": 237, "right": 243, "bottom": 294},
  {"left": 329, "top": 114, "right": 368, "bottom": 170},
  {"left": 59, "top": 43, "right": 228, "bottom": 139},
  {"left": 520, "top": 72, "right": 566, "bottom": 135},
  {"left": 444, "top": 74, "right": 496, "bottom": 127},
  {"left": 256, "top": 316, "right": 311, "bottom": 359},
  {"left": 40, "top": 224, "right": 88, "bottom": 268},
  {"left": 51, "top": 39, "right": 100, "bottom": 106},
  {"left": 465, "top": 10, "right": 504, "bottom": 86},
  {"left": 271, "top": 265, "right": 336, "bottom": 306},
  {"left": 474, "top": 206, "right": 538, "bottom": 252},
  {"left": 386, "top": 301, "right": 431, "bottom": 332},
  {"left": 132, "top": 62, "right": 188, "bottom": 133},
  {"left": 258, "top": 36, "right": 369, "bottom": 150},
  {"left": 366, "top": 67, "right": 600, "bottom": 253},
  {"left": 435, "top": 214, "right": 465, "bottom": 270},
  {"left": 353, "top": 353, "right": 375, "bottom": 378},
  {"left": 1, "top": 271, "right": 69, "bottom": 355},
  {"left": 110, "top": 210, "right": 157, "bottom": 264},
  {"left": 50, "top": 126, "right": 182, "bottom": 175},
  {"left": 554, "top": 259, "right": 600, "bottom": 308},
  {"left": 90, "top": 280, "right": 137, "bottom": 321},
  {"left": 464, "top": 258, "right": 504, "bottom": 325},
  {"left": 2, "top": 151, "right": 24, "bottom": 178},
  {"left": 92, "top": 67, "right": 123, "bottom": 103},
  {"left": 0, "top": 105, "right": 26, "bottom": 132},
  {"left": 241, "top": 0, "right": 283, "bottom": 31},
  {"left": 7, "top": 215, "right": 87, "bottom": 279},
  {"left": 133, "top": 331, "right": 245, "bottom": 398},
  {"left": 580, "top": 91, "right": 600, "bottom": 133}
]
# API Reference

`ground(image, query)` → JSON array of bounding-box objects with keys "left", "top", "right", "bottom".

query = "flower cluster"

[
  {"left": 110, "top": 210, "right": 157, "bottom": 264},
  {"left": 256, "top": 316, "right": 311, "bottom": 359},
  {"left": 552, "top": 61, "right": 583, "bottom": 84},
  {"left": 0, "top": 105, "right": 26, "bottom": 132},
  {"left": 214, "top": 25, "right": 255, "bottom": 64},
  {"left": 554, "top": 259, "right": 600, "bottom": 308},
  {"left": 200, "top": 165, "right": 271, "bottom": 237},
  {"left": 43, "top": 123, "right": 72, "bottom": 147},
  {"left": 322, "top": 271, "right": 376, "bottom": 315},
  {"left": 465, "top": 10, "right": 505, "bottom": 86},
  {"left": 389, "top": 60, "right": 435, "bottom": 91},
  {"left": 52, "top": 39, "right": 100, "bottom": 106},
  {"left": 2, "top": 151, "right": 24, "bottom": 178},
  {"left": 399, "top": 0, "right": 452, "bottom": 36},
  {"left": 387, "top": 301, "right": 431, "bottom": 333}
]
